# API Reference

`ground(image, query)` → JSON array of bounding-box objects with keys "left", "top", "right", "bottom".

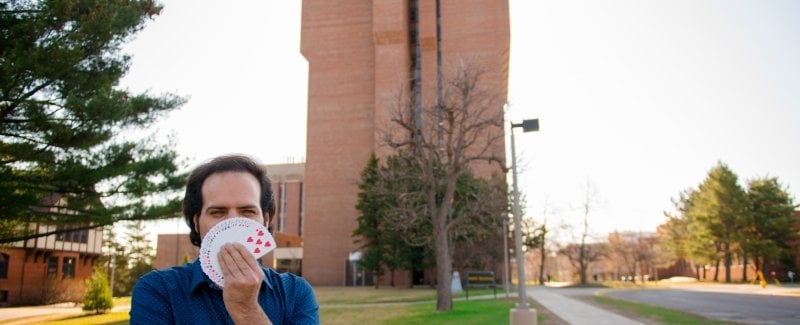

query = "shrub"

[{"left": 82, "top": 268, "right": 114, "bottom": 314}]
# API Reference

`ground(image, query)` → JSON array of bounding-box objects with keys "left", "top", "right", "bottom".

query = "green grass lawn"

[
  {"left": 314, "top": 286, "right": 437, "bottom": 304},
  {"left": 385, "top": 298, "right": 542, "bottom": 325},
  {"left": 320, "top": 297, "right": 546, "bottom": 325},
  {"left": 314, "top": 286, "right": 509, "bottom": 305},
  {"left": 317, "top": 287, "right": 545, "bottom": 325},
  {"left": 35, "top": 312, "right": 129, "bottom": 325}
]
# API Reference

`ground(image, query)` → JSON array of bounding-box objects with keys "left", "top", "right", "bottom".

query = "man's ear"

[
  {"left": 263, "top": 213, "right": 272, "bottom": 234},
  {"left": 193, "top": 215, "right": 200, "bottom": 233}
]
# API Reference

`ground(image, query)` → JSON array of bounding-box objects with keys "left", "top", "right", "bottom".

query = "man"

[{"left": 131, "top": 155, "right": 319, "bottom": 324}]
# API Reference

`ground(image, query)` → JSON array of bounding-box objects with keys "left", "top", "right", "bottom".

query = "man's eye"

[
  {"left": 210, "top": 210, "right": 225, "bottom": 217},
  {"left": 243, "top": 210, "right": 257, "bottom": 216}
]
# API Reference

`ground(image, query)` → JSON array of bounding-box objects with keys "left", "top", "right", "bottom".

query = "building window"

[
  {"left": 0, "top": 290, "right": 7, "bottom": 303},
  {"left": 62, "top": 257, "right": 76, "bottom": 279},
  {"left": 0, "top": 253, "right": 8, "bottom": 279},
  {"left": 56, "top": 226, "right": 89, "bottom": 243},
  {"left": 47, "top": 256, "right": 58, "bottom": 279}
]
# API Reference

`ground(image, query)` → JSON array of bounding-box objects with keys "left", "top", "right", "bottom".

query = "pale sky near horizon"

[{"left": 120, "top": 0, "right": 800, "bottom": 242}]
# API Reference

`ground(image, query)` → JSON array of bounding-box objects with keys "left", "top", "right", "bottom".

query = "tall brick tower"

[{"left": 300, "top": 0, "right": 510, "bottom": 286}]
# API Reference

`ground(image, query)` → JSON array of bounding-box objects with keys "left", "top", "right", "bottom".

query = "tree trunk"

[
  {"left": 713, "top": 258, "right": 720, "bottom": 282},
  {"left": 390, "top": 269, "right": 395, "bottom": 287},
  {"left": 579, "top": 243, "right": 587, "bottom": 285},
  {"left": 538, "top": 242, "right": 546, "bottom": 285},
  {"left": 724, "top": 242, "right": 732, "bottom": 283},
  {"left": 742, "top": 252, "right": 748, "bottom": 282},
  {"left": 754, "top": 256, "right": 761, "bottom": 272},
  {"left": 436, "top": 225, "right": 453, "bottom": 311},
  {"left": 434, "top": 216, "right": 452, "bottom": 311}
]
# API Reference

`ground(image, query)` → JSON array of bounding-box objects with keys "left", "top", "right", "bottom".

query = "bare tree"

[
  {"left": 607, "top": 231, "right": 659, "bottom": 283},
  {"left": 383, "top": 62, "right": 505, "bottom": 311},
  {"left": 559, "top": 241, "right": 606, "bottom": 283},
  {"left": 537, "top": 199, "right": 558, "bottom": 285},
  {"left": 564, "top": 179, "right": 604, "bottom": 285}
]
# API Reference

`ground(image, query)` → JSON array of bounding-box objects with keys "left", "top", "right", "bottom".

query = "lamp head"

[{"left": 512, "top": 119, "right": 539, "bottom": 133}]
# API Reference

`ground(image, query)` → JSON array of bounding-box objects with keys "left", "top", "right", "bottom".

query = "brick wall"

[{"left": 0, "top": 248, "right": 97, "bottom": 306}]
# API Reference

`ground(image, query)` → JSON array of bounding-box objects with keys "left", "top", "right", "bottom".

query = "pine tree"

[
  {"left": 353, "top": 154, "right": 387, "bottom": 287},
  {"left": 0, "top": 0, "right": 186, "bottom": 243},
  {"left": 118, "top": 220, "right": 154, "bottom": 295},
  {"left": 744, "top": 177, "right": 798, "bottom": 273},
  {"left": 690, "top": 162, "right": 747, "bottom": 283}
]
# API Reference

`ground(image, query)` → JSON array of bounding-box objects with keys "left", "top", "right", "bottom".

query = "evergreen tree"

[
  {"left": 663, "top": 164, "right": 798, "bottom": 281},
  {"left": 689, "top": 162, "right": 747, "bottom": 283},
  {"left": 0, "top": 0, "right": 186, "bottom": 243},
  {"left": 681, "top": 188, "right": 720, "bottom": 279},
  {"left": 353, "top": 154, "right": 388, "bottom": 287},
  {"left": 450, "top": 171, "right": 507, "bottom": 274},
  {"left": 657, "top": 211, "right": 694, "bottom": 276},
  {"left": 744, "top": 177, "right": 798, "bottom": 272},
  {"left": 353, "top": 154, "right": 433, "bottom": 287},
  {"left": 100, "top": 226, "right": 130, "bottom": 296},
  {"left": 117, "top": 220, "right": 153, "bottom": 295},
  {"left": 82, "top": 268, "right": 114, "bottom": 314},
  {"left": 353, "top": 152, "right": 507, "bottom": 288},
  {"left": 666, "top": 162, "right": 763, "bottom": 281}
]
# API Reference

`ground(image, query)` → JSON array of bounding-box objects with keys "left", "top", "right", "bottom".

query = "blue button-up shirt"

[{"left": 130, "top": 259, "right": 319, "bottom": 324}]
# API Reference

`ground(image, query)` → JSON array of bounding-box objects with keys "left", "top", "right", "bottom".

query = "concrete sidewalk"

[
  {"left": 0, "top": 303, "right": 130, "bottom": 325},
  {"left": 527, "top": 286, "right": 645, "bottom": 325}
]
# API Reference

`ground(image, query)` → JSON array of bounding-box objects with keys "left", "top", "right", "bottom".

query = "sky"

[{"left": 119, "top": 0, "right": 800, "bottom": 241}]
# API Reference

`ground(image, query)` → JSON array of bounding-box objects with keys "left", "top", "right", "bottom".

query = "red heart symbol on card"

[
  {"left": 247, "top": 237, "right": 254, "bottom": 243},
  {"left": 254, "top": 247, "right": 261, "bottom": 254},
  {"left": 265, "top": 241, "right": 272, "bottom": 247},
  {"left": 256, "top": 239, "right": 263, "bottom": 245},
  {"left": 257, "top": 230, "right": 265, "bottom": 237}
]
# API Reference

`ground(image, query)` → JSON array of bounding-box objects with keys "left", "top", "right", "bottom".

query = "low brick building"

[{"left": 0, "top": 224, "right": 103, "bottom": 306}]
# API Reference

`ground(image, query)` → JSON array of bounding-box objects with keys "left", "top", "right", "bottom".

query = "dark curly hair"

[{"left": 183, "top": 155, "right": 275, "bottom": 246}]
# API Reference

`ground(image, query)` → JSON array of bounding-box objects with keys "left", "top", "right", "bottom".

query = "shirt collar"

[{"left": 189, "top": 258, "right": 273, "bottom": 292}]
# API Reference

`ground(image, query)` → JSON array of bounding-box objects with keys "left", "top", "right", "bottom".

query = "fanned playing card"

[{"left": 199, "top": 217, "right": 276, "bottom": 287}]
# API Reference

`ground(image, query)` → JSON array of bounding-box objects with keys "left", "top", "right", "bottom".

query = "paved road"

[{"left": 607, "top": 288, "right": 800, "bottom": 325}]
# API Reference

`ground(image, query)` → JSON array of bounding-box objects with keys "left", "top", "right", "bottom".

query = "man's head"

[{"left": 184, "top": 155, "right": 276, "bottom": 246}]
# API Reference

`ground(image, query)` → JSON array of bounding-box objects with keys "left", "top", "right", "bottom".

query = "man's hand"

[{"left": 218, "top": 243, "right": 272, "bottom": 324}]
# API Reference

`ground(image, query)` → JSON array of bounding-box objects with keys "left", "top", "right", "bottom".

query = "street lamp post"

[
  {"left": 503, "top": 217, "right": 510, "bottom": 298},
  {"left": 510, "top": 119, "right": 539, "bottom": 325}
]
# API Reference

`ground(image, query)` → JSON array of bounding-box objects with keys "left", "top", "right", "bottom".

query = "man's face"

[{"left": 194, "top": 171, "right": 264, "bottom": 242}]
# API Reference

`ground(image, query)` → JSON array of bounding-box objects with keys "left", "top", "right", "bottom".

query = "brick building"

[
  {"left": 0, "top": 223, "right": 103, "bottom": 306},
  {"left": 154, "top": 162, "right": 306, "bottom": 275},
  {"left": 300, "top": 0, "right": 510, "bottom": 286}
]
